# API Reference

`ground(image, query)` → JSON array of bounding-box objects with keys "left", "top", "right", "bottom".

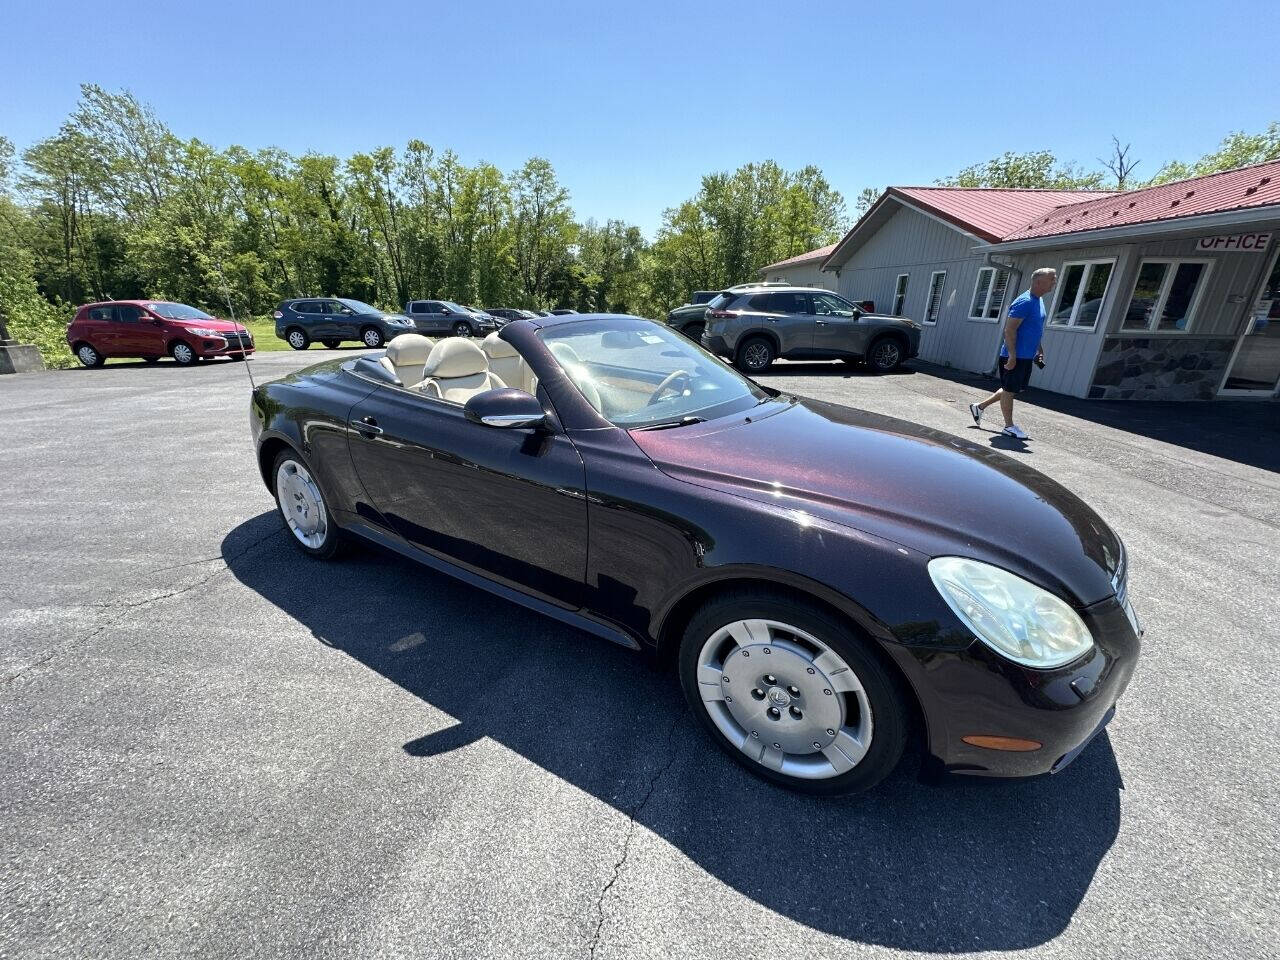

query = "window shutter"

[
  {"left": 986, "top": 270, "right": 1010, "bottom": 318},
  {"left": 970, "top": 268, "right": 992, "bottom": 317},
  {"left": 927, "top": 272, "right": 946, "bottom": 322}
]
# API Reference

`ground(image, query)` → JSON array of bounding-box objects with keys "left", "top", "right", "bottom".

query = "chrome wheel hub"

[
  {"left": 363, "top": 330, "right": 380, "bottom": 346},
  {"left": 696, "top": 618, "right": 873, "bottom": 779},
  {"left": 874, "top": 342, "right": 899, "bottom": 367},
  {"left": 173, "top": 343, "right": 193, "bottom": 363},
  {"left": 289, "top": 331, "right": 306, "bottom": 348},
  {"left": 744, "top": 343, "right": 768, "bottom": 368},
  {"left": 275, "top": 459, "right": 328, "bottom": 549},
  {"left": 78, "top": 346, "right": 97, "bottom": 364}
]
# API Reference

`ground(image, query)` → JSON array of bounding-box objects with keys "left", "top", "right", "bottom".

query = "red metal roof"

[
  {"left": 1002, "top": 159, "right": 1280, "bottom": 241},
  {"left": 892, "top": 187, "right": 1116, "bottom": 242},
  {"left": 760, "top": 243, "right": 838, "bottom": 272}
]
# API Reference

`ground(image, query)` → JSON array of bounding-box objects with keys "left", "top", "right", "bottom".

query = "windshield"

[
  {"left": 146, "top": 302, "right": 214, "bottom": 320},
  {"left": 336, "top": 298, "right": 382, "bottom": 314},
  {"left": 539, "top": 318, "right": 769, "bottom": 428}
]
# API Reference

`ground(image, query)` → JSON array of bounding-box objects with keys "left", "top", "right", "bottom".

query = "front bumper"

[
  {"left": 897, "top": 594, "right": 1141, "bottom": 778},
  {"left": 198, "top": 333, "right": 255, "bottom": 358}
]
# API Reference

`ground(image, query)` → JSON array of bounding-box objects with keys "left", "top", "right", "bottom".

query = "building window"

[
  {"left": 924, "top": 271, "right": 947, "bottom": 325},
  {"left": 1049, "top": 260, "right": 1115, "bottom": 330},
  {"left": 893, "top": 274, "right": 909, "bottom": 315},
  {"left": 969, "top": 267, "right": 1009, "bottom": 321},
  {"left": 1121, "top": 259, "right": 1213, "bottom": 333}
]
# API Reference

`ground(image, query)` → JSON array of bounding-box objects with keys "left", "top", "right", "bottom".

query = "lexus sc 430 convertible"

[{"left": 248, "top": 313, "right": 1141, "bottom": 794}]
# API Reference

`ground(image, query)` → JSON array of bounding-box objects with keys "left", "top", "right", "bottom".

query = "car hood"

[{"left": 629, "top": 398, "right": 1122, "bottom": 606}]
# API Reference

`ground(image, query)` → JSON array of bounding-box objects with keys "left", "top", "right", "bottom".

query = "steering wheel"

[{"left": 646, "top": 369, "right": 692, "bottom": 406}]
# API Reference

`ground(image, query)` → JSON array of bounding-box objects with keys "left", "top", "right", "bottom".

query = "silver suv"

[{"left": 700, "top": 284, "right": 921, "bottom": 374}]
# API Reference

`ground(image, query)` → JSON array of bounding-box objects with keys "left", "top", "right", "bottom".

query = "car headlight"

[
  {"left": 188, "top": 327, "right": 221, "bottom": 338},
  {"left": 384, "top": 316, "right": 411, "bottom": 326},
  {"left": 927, "top": 557, "right": 1094, "bottom": 669}
]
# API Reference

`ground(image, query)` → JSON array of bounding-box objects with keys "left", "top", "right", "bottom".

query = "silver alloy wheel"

[
  {"left": 362, "top": 328, "right": 382, "bottom": 347},
  {"left": 172, "top": 342, "right": 194, "bottom": 364},
  {"left": 695, "top": 618, "right": 873, "bottom": 780},
  {"left": 452, "top": 321, "right": 472, "bottom": 338},
  {"left": 275, "top": 459, "right": 328, "bottom": 549},
  {"left": 77, "top": 345, "right": 99, "bottom": 366},
  {"left": 872, "top": 340, "right": 901, "bottom": 369},
  {"left": 743, "top": 341, "right": 770, "bottom": 370},
  {"left": 288, "top": 330, "right": 307, "bottom": 349}
]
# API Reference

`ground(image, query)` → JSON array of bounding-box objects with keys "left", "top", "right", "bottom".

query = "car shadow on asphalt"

[
  {"left": 756, "top": 361, "right": 919, "bottom": 379},
  {"left": 222, "top": 512, "right": 1123, "bottom": 953}
]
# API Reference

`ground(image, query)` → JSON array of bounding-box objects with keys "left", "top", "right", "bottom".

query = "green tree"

[
  {"left": 1147, "top": 122, "right": 1280, "bottom": 185},
  {"left": 938, "top": 150, "right": 1106, "bottom": 190}
]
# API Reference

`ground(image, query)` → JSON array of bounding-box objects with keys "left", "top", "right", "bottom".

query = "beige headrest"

[
  {"left": 423, "top": 337, "right": 488, "bottom": 378},
  {"left": 548, "top": 341, "right": 582, "bottom": 365},
  {"left": 482, "top": 331, "right": 518, "bottom": 359},
  {"left": 385, "top": 333, "right": 434, "bottom": 367}
]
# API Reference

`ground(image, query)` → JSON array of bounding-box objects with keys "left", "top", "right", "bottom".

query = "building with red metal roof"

[{"left": 759, "top": 164, "right": 1280, "bottom": 400}]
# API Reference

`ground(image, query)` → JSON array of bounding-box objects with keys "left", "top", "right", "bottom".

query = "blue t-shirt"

[{"left": 1000, "top": 290, "right": 1046, "bottom": 359}]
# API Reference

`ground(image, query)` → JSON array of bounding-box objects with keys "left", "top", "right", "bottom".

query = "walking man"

[{"left": 969, "top": 267, "right": 1057, "bottom": 439}]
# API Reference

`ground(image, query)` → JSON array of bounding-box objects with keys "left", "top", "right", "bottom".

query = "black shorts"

[{"left": 999, "top": 358, "right": 1034, "bottom": 394}]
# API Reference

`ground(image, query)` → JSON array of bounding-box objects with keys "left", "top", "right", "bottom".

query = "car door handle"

[
  {"left": 765, "top": 316, "right": 780, "bottom": 322},
  {"left": 815, "top": 319, "right": 828, "bottom": 325},
  {"left": 351, "top": 416, "right": 383, "bottom": 436}
]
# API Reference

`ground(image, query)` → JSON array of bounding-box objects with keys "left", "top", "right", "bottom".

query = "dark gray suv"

[
  {"left": 700, "top": 285, "right": 921, "bottom": 374},
  {"left": 403, "top": 300, "right": 497, "bottom": 338},
  {"left": 274, "top": 298, "right": 414, "bottom": 350}
]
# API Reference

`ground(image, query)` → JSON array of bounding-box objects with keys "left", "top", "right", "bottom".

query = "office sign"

[{"left": 1196, "top": 232, "right": 1271, "bottom": 252}]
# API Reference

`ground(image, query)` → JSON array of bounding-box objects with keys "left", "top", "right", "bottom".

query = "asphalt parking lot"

[{"left": 2, "top": 351, "right": 1277, "bottom": 959}]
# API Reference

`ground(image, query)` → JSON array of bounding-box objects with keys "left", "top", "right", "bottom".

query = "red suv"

[{"left": 66, "top": 300, "right": 255, "bottom": 368}]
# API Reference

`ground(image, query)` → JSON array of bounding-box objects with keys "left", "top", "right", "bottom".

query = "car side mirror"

[
  {"left": 440, "top": 307, "right": 452, "bottom": 315},
  {"left": 464, "top": 388, "right": 547, "bottom": 429}
]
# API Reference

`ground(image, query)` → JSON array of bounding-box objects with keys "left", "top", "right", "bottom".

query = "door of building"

[{"left": 1220, "top": 247, "right": 1280, "bottom": 396}]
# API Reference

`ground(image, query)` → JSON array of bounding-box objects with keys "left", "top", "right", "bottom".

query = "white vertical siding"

[{"left": 763, "top": 261, "right": 833, "bottom": 289}]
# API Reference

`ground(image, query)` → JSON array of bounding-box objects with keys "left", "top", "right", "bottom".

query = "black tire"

[
  {"left": 678, "top": 590, "right": 908, "bottom": 795},
  {"left": 684, "top": 322, "right": 705, "bottom": 342},
  {"left": 452, "top": 321, "right": 473, "bottom": 338},
  {"left": 270, "top": 448, "right": 345, "bottom": 560},
  {"left": 73, "top": 343, "right": 105, "bottom": 368},
  {"left": 734, "top": 336, "right": 775, "bottom": 374},
  {"left": 867, "top": 337, "right": 906, "bottom": 373},
  {"left": 285, "top": 327, "right": 310, "bottom": 350},
  {"left": 169, "top": 340, "right": 198, "bottom": 366},
  {"left": 322, "top": 339, "right": 341, "bottom": 349},
  {"left": 360, "top": 326, "right": 385, "bottom": 348}
]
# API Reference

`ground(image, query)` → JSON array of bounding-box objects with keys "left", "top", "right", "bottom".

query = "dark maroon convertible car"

[{"left": 249, "top": 313, "right": 1142, "bottom": 794}]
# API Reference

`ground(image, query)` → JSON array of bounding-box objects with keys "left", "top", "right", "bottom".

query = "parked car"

[
  {"left": 461, "top": 305, "right": 506, "bottom": 328},
  {"left": 274, "top": 298, "right": 412, "bottom": 350},
  {"left": 550, "top": 308, "right": 578, "bottom": 316},
  {"left": 250, "top": 312, "right": 1140, "bottom": 795},
  {"left": 67, "top": 300, "right": 254, "bottom": 368},
  {"left": 486, "top": 308, "right": 541, "bottom": 323},
  {"left": 666, "top": 290, "right": 731, "bottom": 340},
  {"left": 701, "top": 284, "right": 921, "bottom": 374},
  {"left": 403, "top": 300, "right": 497, "bottom": 338}
]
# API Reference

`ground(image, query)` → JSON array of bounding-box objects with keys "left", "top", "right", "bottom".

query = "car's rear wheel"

[
  {"left": 452, "top": 321, "right": 473, "bottom": 338},
  {"left": 678, "top": 591, "right": 907, "bottom": 795},
  {"left": 735, "top": 336, "right": 775, "bottom": 374},
  {"left": 868, "top": 337, "right": 905, "bottom": 373},
  {"left": 322, "top": 339, "right": 341, "bottom": 349},
  {"left": 272, "top": 450, "right": 343, "bottom": 559},
  {"left": 286, "top": 328, "right": 310, "bottom": 350},
  {"left": 170, "top": 341, "right": 197, "bottom": 366},
  {"left": 361, "top": 326, "right": 385, "bottom": 348},
  {"left": 74, "top": 343, "right": 105, "bottom": 368}
]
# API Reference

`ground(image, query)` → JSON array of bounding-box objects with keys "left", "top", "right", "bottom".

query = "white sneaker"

[
  {"left": 968, "top": 402, "right": 983, "bottom": 426},
  {"left": 1002, "top": 424, "right": 1029, "bottom": 440}
]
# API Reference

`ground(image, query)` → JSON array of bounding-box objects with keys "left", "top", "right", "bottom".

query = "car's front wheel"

[
  {"left": 452, "top": 321, "right": 474, "bottom": 338},
  {"left": 867, "top": 337, "right": 905, "bottom": 373},
  {"left": 74, "top": 343, "right": 105, "bottom": 368},
  {"left": 735, "top": 336, "right": 775, "bottom": 374},
  {"left": 286, "top": 328, "right": 310, "bottom": 350},
  {"left": 170, "top": 341, "right": 198, "bottom": 366},
  {"left": 678, "top": 591, "right": 907, "bottom": 795},
  {"left": 360, "top": 327, "right": 385, "bottom": 348},
  {"left": 272, "top": 450, "right": 343, "bottom": 559}
]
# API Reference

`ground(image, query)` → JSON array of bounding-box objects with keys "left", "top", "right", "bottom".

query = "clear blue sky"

[{"left": 2, "top": 0, "right": 1277, "bottom": 237}]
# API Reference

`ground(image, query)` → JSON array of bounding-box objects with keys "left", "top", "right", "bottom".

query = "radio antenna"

[{"left": 215, "top": 257, "right": 257, "bottom": 392}]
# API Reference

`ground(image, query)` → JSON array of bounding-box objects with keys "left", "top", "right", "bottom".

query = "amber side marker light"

[{"left": 962, "top": 735, "right": 1043, "bottom": 752}]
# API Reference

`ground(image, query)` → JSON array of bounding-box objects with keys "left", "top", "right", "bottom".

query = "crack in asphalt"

[
  {"left": 3, "top": 525, "right": 283, "bottom": 688},
  {"left": 586, "top": 711, "right": 686, "bottom": 960}
]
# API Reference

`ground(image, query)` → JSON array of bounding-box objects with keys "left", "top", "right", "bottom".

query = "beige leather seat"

[
  {"left": 379, "top": 333, "right": 435, "bottom": 388},
  {"left": 548, "top": 341, "right": 603, "bottom": 413},
  {"left": 482, "top": 332, "right": 537, "bottom": 394},
  {"left": 420, "top": 338, "right": 506, "bottom": 403}
]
